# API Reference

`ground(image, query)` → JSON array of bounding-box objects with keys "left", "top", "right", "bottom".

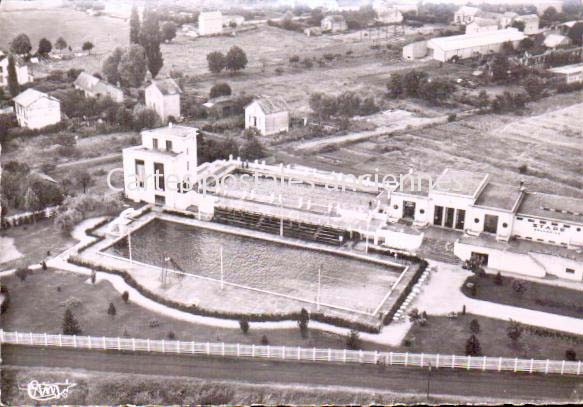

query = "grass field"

[{"left": 461, "top": 275, "right": 583, "bottom": 320}]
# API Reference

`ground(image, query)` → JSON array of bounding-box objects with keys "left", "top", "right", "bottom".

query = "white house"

[
  {"left": 321, "top": 15, "right": 348, "bottom": 33},
  {"left": 454, "top": 6, "right": 482, "bottom": 25},
  {"left": 13, "top": 88, "right": 61, "bottom": 130},
  {"left": 74, "top": 72, "right": 124, "bottom": 103},
  {"left": 427, "top": 28, "right": 526, "bottom": 62},
  {"left": 245, "top": 97, "right": 289, "bottom": 136},
  {"left": 374, "top": 2, "right": 404, "bottom": 24},
  {"left": 465, "top": 18, "right": 499, "bottom": 35},
  {"left": 199, "top": 11, "right": 223, "bottom": 36},
  {"left": 145, "top": 78, "right": 182, "bottom": 122},
  {"left": 548, "top": 63, "right": 583, "bottom": 84},
  {"left": 0, "top": 52, "right": 31, "bottom": 88},
  {"left": 544, "top": 33, "right": 572, "bottom": 49},
  {"left": 123, "top": 124, "right": 199, "bottom": 208},
  {"left": 515, "top": 14, "right": 540, "bottom": 35}
]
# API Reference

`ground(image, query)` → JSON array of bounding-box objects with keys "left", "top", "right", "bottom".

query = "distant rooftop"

[
  {"left": 13, "top": 88, "right": 59, "bottom": 107},
  {"left": 517, "top": 192, "right": 583, "bottom": 225},
  {"left": 141, "top": 124, "right": 198, "bottom": 139},
  {"left": 149, "top": 78, "right": 182, "bottom": 96},
  {"left": 432, "top": 168, "right": 489, "bottom": 198},
  {"left": 474, "top": 182, "right": 524, "bottom": 212},
  {"left": 548, "top": 63, "right": 583, "bottom": 75},
  {"left": 249, "top": 96, "right": 289, "bottom": 115},
  {"left": 428, "top": 28, "right": 525, "bottom": 52}
]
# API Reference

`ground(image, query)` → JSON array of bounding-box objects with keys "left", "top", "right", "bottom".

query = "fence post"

[
  {"left": 329, "top": 348, "right": 332, "bottom": 362},
  {"left": 44, "top": 333, "right": 48, "bottom": 346},
  {"left": 147, "top": 338, "right": 150, "bottom": 352},
  {"left": 222, "top": 342, "right": 225, "bottom": 357},
  {"left": 298, "top": 346, "right": 301, "bottom": 361},
  {"left": 283, "top": 346, "right": 286, "bottom": 360},
  {"left": 58, "top": 334, "right": 62, "bottom": 347},
  {"left": 132, "top": 338, "right": 136, "bottom": 351},
  {"left": 420, "top": 353, "right": 424, "bottom": 368},
  {"left": 359, "top": 350, "right": 363, "bottom": 363},
  {"left": 514, "top": 358, "right": 518, "bottom": 373},
  {"left": 577, "top": 361, "right": 581, "bottom": 376},
  {"left": 451, "top": 354, "right": 455, "bottom": 369},
  {"left": 344, "top": 349, "right": 347, "bottom": 363},
  {"left": 73, "top": 336, "right": 77, "bottom": 348},
  {"left": 530, "top": 359, "right": 534, "bottom": 374},
  {"left": 467, "top": 355, "right": 471, "bottom": 370},
  {"left": 389, "top": 352, "right": 393, "bottom": 365},
  {"left": 313, "top": 348, "right": 316, "bottom": 362},
  {"left": 252, "top": 344, "right": 255, "bottom": 358},
  {"left": 498, "top": 357, "right": 502, "bottom": 372},
  {"left": 561, "top": 360, "right": 565, "bottom": 375},
  {"left": 88, "top": 336, "right": 92, "bottom": 350},
  {"left": 191, "top": 341, "right": 195, "bottom": 354},
  {"left": 405, "top": 352, "right": 409, "bottom": 367},
  {"left": 103, "top": 336, "right": 106, "bottom": 350},
  {"left": 374, "top": 350, "right": 378, "bottom": 365},
  {"left": 237, "top": 343, "right": 240, "bottom": 357},
  {"left": 545, "top": 359, "right": 549, "bottom": 374},
  {"left": 482, "top": 356, "right": 486, "bottom": 371},
  {"left": 162, "top": 339, "right": 165, "bottom": 353},
  {"left": 206, "top": 342, "right": 210, "bottom": 355},
  {"left": 435, "top": 354, "right": 440, "bottom": 369},
  {"left": 29, "top": 332, "right": 33, "bottom": 345},
  {"left": 267, "top": 345, "right": 270, "bottom": 359}
]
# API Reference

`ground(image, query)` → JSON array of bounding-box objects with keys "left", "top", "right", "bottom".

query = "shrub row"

[
  {"left": 67, "top": 256, "right": 381, "bottom": 333},
  {"left": 383, "top": 259, "right": 428, "bottom": 326},
  {"left": 534, "top": 297, "right": 583, "bottom": 315},
  {"left": 523, "top": 323, "right": 583, "bottom": 345}
]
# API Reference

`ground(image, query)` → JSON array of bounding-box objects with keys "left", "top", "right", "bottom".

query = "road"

[{"left": 2, "top": 345, "right": 582, "bottom": 402}]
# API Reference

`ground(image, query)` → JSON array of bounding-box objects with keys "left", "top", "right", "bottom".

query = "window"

[
  {"left": 419, "top": 209, "right": 425, "bottom": 214},
  {"left": 434, "top": 206, "right": 444, "bottom": 226},
  {"left": 153, "top": 162, "right": 165, "bottom": 191},
  {"left": 444, "top": 207, "right": 455, "bottom": 228},
  {"left": 166, "top": 140, "right": 173, "bottom": 151},
  {"left": 134, "top": 159, "right": 145, "bottom": 188},
  {"left": 566, "top": 268, "right": 575, "bottom": 274},
  {"left": 484, "top": 214, "right": 499, "bottom": 234},
  {"left": 455, "top": 209, "right": 465, "bottom": 230},
  {"left": 516, "top": 217, "right": 523, "bottom": 221},
  {"left": 502, "top": 222, "right": 508, "bottom": 228},
  {"left": 152, "top": 138, "right": 159, "bottom": 150},
  {"left": 527, "top": 219, "right": 535, "bottom": 223}
]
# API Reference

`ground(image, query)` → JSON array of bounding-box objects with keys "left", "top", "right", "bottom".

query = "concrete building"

[
  {"left": 198, "top": 11, "right": 223, "bottom": 36},
  {"left": 0, "top": 52, "right": 31, "bottom": 88},
  {"left": 427, "top": 28, "right": 526, "bottom": 62},
  {"left": 74, "top": 72, "right": 124, "bottom": 103},
  {"left": 454, "top": 6, "right": 482, "bottom": 25},
  {"left": 465, "top": 18, "right": 499, "bottom": 35},
  {"left": 402, "top": 41, "right": 428, "bottom": 60},
  {"left": 145, "top": 79, "right": 182, "bottom": 122},
  {"left": 373, "top": 2, "right": 404, "bottom": 24},
  {"left": 548, "top": 63, "right": 583, "bottom": 84},
  {"left": 245, "top": 97, "right": 290, "bottom": 136},
  {"left": 13, "top": 88, "right": 61, "bottom": 130},
  {"left": 321, "top": 15, "right": 348, "bottom": 33},
  {"left": 515, "top": 14, "right": 540, "bottom": 35},
  {"left": 123, "top": 124, "right": 199, "bottom": 208}
]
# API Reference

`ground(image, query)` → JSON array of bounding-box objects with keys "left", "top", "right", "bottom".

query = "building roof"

[
  {"left": 427, "top": 28, "right": 525, "bottom": 52},
  {"left": 544, "top": 34, "right": 570, "bottom": 48},
  {"left": 248, "top": 96, "right": 289, "bottom": 115},
  {"left": 74, "top": 72, "right": 100, "bottom": 91},
  {"left": 93, "top": 80, "right": 123, "bottom": 96},
  {"left": 517, "top": 192, "right": 583, "bottom": 225},
  {"left": 13, "top": 88, "right": 59, "bottom": 107},
  {"left": 548, "top": 63, "right": 583, "bottom": 75},
  {"left": 149, "top": 78, "right": 182, "bottom": 96},
  {"left": 323, "top": 14, "right": 346, "bottom": 23},
  {"left": 141, "top": 124, "right": 198, "bottom": 139},
  {"left": 431, "top": 168, "right": 489, "bottom": 198},
  {"left": 199, "top": 10, "right": 222, "bottom": 19},
  {"left": 474, "top": 183, "right": 524, "bottom": 212},
  {"left": 516, "top": 14, "right": 539, "bottom": 23},
  {"left": 456, "top": 6, "right": 481, "bottom": 16},
  {"left": 469, "top": 17, "right": 498, "bottom": 27}
]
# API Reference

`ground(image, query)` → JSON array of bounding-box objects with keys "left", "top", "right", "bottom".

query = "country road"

[{"left": 2, "top": 345, "right": 582, "bottom": 402}]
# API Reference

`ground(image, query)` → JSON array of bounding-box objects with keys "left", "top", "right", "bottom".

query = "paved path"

[{"left": 3, "top": 345, "right": 582, "bottom": 402}]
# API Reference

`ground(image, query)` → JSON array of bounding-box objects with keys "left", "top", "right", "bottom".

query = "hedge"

[{"left": 67, "top": 255, "right": 381, "bottom": 333}]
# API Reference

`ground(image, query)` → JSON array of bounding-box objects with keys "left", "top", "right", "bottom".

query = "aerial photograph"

[{"left": 0, "top": 0, "right": 582, "bottom": 404}]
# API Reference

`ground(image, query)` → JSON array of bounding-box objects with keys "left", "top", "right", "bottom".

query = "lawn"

[
  {"left": 0, "top": 219, "right": 77, "bottom": 270},
  {"left": 461, "top": 274, "right": 583, "bottom": 320},
  {"left": 0, "top": 269, "right": 385, "bottom": 351},
  {"left": 403, "top": 313, "right": 583, "bottom": 361}
]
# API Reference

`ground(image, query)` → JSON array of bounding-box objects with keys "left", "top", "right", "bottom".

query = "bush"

[
  {"left": 239, "top": 319, "right": 249, "bottom": 334},
  {"left": 565, "top": 349, "right": 577, "bottom": 361},
  {"left": 507, "top": 320, "right": 523, "bottom": 342},
  {"left": 470, "top": 319, "right": 480, "bottom": 334},
  {"left": 447, "top": 113, "right": 457, "bottom": 122},
  {"left": 518, "top": 164, "right": 528, "bottom": 174},
  {"left": 209, "top": 82, "right": 232, "bottom": 99},
  {"left": 63, "top": 308, "right": 82, "bottom": 335},
  {"left": 107, "top": 302, "right": 116, "bottom": 317},
  {"left": 465, "top": 334, "right": 481, "bottom": 356},
  {"left": 289, "top": 55, "right": 300, "bottom": 63},
  {"left": 346, "top": 330, "right": 361, "bottom": 350},
  {"left": 122, "top": 290, "right": 129, "bottom": 303},
  {"left": 260, "top": 335, "right": 269, "bottom": 345},
  {"left": 297, "top": 307, "right": 310, "bottom": 338},
  {"left": 512, "top": 279, "right": 527, "bottom": 295},
  {"left": 167, "top": 331, "right": 176, "bottom": 340},
  {"left": 15, "top": 267, "right": 30, "bottom": 282}
]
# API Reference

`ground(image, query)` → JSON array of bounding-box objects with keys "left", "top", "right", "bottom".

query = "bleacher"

[{"left": 212, "top": 207, "right": 350, "bottom": 246}]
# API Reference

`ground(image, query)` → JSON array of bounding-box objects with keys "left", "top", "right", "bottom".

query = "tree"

[
  {"left": 132, "top": 105, "right": 159, "bottom": 130},
  {"left": 162, "top": 22, "right": 177, "bottom": 42},
  {"left": 209, "top": 82, "right": 232, "bottom": 98},
  {"left": 387, "top": 73, "right": 403, "bottom": 98},
  {"left": 102, "top": 47, "right": 124, "bottom": 85},
  {"left": 501, "top": 41, "right": 515, "bottom": 55},
  {"left": 240, "top": 136, "right": 266, "bottom": 160},
  {"left": 523, "top": 76, "right": 545, "bottom": 100},
  {"left": 346, "top": 330, "right": 361, "bottom": 350},
  {"left": 491, "top": 55, "right": 510, "bottom": 81},
  {"left": 511, "top": 20, "right": 525, "bottom": 32},
  {"left": 494, "top": 271, "right": 503, "bottom": 286},
  {"left": 477, "top": 90, "right": 490, "bottom": 112},
  {"left": 567, "top": 22, "right": 583, "bottom": 46},
  {"left": 119, "top": 44, "right": 147, "bottom": 87},
  {"left": 107, "top": 302, "right": 116, "bottom": 317},
  {"left": 309, "top": 8, "right": 324, "bottom": 26},
  {"left": 565, "top": 349, "right": 577, "bottom": 361},
  {"left": 10, "top": 33, "right": 32, "bottom": 55},
  {"left": 82, "top": 41, "right": 94, "bottom": 55},
  {"left": 417, "top": 79, "right": 456, "bottom": 104},
  {"left": 465, "top": 334, "right": 481, "bottom": 356},
  {"left": 402, "top": 70, "right": 428, "bottom": 97},
  {"left": 469, "top": 319, "right": 480, "bottom": 334},
  {"left": 140, "top": 8, "right": 164, "bottom": 78},
  {"left": 336, "top": 91, "right": 361, "bottom": 117},
  {"left": 15, "top": 267, "right": 29, "bottom": 282},
  {"left": 239, "top": 319, "right": 250, "bottom": 334},
  {"left": 63, "top": 308, "right": 82, "bottom": 335},
  {"left": 7, "top": 56, "right": 20, "bottom": 98},
  {"left": 541, "top": 7, "right": 559, "bottom": 27},
  {"left": 507, "top": 320, "right": 523, "bottom": 342},
  {"left": 207, "top": 51, "right": 226, "bottom": 74},
  {"left": 38, "top": 38, "right": 52, "bottom": 56},
  {"left": 225, "top": 46, "right": 248, "bottom": 73},
  {"left": 261, "top": 335, "right": 269, "bottom": 345},
  {"left": 23, "top": 187, "right": 41, "bottom": 212},
  {"left": 122, "top": 291, "right": 129, "bottom": 303},
  {"left": 512, "top": 279, "right": 527, "bottom": 295},
  {"left": 55, "top": 37, "right": 68, "bottom": 52},
  {"left": 74, "top": 170, "right": 94, "bottom": 193},
  {"left": 518, "top": 37, "right": 535, "bottom": 53},
  {"left": 130, "top": 6, "right": 141, "bottom": 44},
  {"left": 298, "top": 307, "right": 310, "bottom": 337}
]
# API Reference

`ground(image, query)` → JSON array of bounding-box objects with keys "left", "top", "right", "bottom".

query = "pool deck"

[{"left": 76, "top": 209, "right": 420, "bottom": 328}]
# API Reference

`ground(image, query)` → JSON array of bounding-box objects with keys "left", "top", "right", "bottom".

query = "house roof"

[
  {"left": 517, "top": 192, "right": 583, "bottom": 225},
  {"left": 149, "top": 78, "right": 182, "bottom": 96},
  {"left": 74, "top": 72, "right": 100, "bottom": 91},
  {"left": 469, "top": 17, "right": 498, "bottom": 27},
  {"left": 544, "top": 34, "right": 570, "bottom": 48},
  {"left": 516, "top": 14, "right": 539, "bottom": 23},
  {"left": 456, "top": 6, "right": 481, "bottom": 16},
  {"left": 474, "top": 182, "right": 524, "bottom": 212},
  {"left": 13, "top": 88, "right": 59, "bottom": 107},
  {"left": 93, "top": 81, "right": 123, "bottom": 96},
  {"left": 431, "top": 168, "right": 489, "bottom": 198},
  {"left": 548, "top": 63, "right": 583, "bottom": 75},
  {"left": 323, "top": 14, "right": 346, "bottom": 23},
  {"left": 141, "top": 124, "right": 198, "bottom": 139},
  {"left": 427, "top": 28, "right": 525, "bottom": 52},
  {"left": 248, "top": 97, "right": 289, "bottom": 115}
]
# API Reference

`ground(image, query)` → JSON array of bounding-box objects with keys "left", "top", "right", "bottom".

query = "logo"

[{"left": 20, "top": 380, "right": 77, "bottom": 401}]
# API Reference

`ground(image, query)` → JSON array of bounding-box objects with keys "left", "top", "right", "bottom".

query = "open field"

[
  {"left": 461, "top": 275, "right": 583, "bottom": 320},
  {"left": 281, "top": 93, "right": 583, "bottom": 200}
]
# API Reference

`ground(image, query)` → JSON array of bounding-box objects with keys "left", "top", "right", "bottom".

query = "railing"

[{"left": 1, "top": 330, "right": 582, "bottom": 376}]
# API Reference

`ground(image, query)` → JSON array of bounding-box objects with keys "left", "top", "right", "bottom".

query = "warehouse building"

[{"left": 426, "top": 28, "right": 526, "bottom": 62}]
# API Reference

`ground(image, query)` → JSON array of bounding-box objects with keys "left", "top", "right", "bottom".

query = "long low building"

[
  {"left": 548, "top": 63, "right": 583, "bottom": 84},
  {"left": 427, "top": 28, "right": 526, "bottom": 62}
]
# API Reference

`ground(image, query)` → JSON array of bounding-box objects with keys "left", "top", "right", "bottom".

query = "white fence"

[{"left": 1, "top": 331, "right": 582, "bottom": 376}]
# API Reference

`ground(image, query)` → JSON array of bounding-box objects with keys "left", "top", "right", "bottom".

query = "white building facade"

[
  {"left": 245, "top": 97, "right": 290, "bottom": 136},
  {"left": 199, "top": 11, "right": 224, "bottom": 36},
  {"left": 145, "top": 79, "right": 182, "bottom": 122},
  {"left": 13, "top": 88, "right": 61, "bottom": 130},
  {"left": 0, "top": 53, "right": 31, "bottom": 88}
]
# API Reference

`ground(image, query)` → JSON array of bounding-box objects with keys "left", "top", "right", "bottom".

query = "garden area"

[{"left": 461, "top": 274, "right": 583, "bottom": 320}]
